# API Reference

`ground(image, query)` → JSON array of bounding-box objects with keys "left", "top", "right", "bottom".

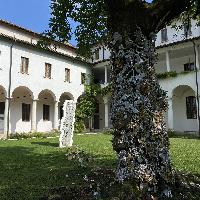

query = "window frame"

[
  {"left": 94, "top": 49, "right": 100, "bottom": 60},
  {"left": 184, "top": 62, "right": 195, "bottom": 71},
  {"left": 186, "top": 96, "right": 197, "bottom": 119},
  {"left": 183, "top": 22, "right": 192, "bottom": 38},
  {"left": 43, "top": 104, "right": 50, "bottom": 121},
  {"left": 81, "top": 73, "right": 86, "bottom": 84},
  {"left": 65, "top": 68, "right": 70, "bottom": 83},
  {"left": 161, "top": 28, "right": 168, "bottom": 42},
  {"left": 22, "top": 103, "right": 30, "bottom": 122},
  {"left": 44, "top": 63, "right": 52, "bottom": 79},
  {"left": 21, "top": 57, "right": 29, "bottom": 74}
]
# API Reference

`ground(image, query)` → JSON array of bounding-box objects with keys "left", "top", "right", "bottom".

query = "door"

[
  {"left": 93, "top": 114, "right": 100, "bottom": 129},
  {"left": 0, "top": 102, "right": 5, "bottom": 133}
]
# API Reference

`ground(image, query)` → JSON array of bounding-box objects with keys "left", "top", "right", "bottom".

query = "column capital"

[{"left": 103, "top": 96, "right": 109, "bottom": 104}]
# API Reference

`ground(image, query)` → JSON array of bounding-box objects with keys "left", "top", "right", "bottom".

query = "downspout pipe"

[
  {"left": 7, "top": 43, "right": 14, "bottom": 138},
  {"left": 192, "top": 41, "right": 200, "bottom": 138}
]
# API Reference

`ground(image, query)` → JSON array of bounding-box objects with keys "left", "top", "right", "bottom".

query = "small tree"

[
  {"left": 46, "top": 0, "right": 200, "bottom": 198},
  {"left": 75, "top": 77, "right": 101, "bottom": 133}
]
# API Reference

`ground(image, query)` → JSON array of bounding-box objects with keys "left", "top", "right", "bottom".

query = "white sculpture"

[{"left": 59, "top": 100, "right": 76, "bottom": 148}]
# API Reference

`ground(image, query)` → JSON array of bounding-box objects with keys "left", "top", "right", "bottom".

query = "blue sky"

[
  {"left": 0, "top": 0, "right": 152, "bottom": 46},
  {"left": 0, "top": 0, "right": 79, "bottom": 45}
]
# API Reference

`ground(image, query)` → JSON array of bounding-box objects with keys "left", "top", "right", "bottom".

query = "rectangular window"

[
  {"left": 22, "top": 103, "right": 30, "bottom": 122},
  {"left": 161, "top": 28, "right": 168, "bottom": 42},
  {"left": 184, "top": 62, "right": 195, "bottom": 71},
  {"left": 21, "top": 57, "right": 29, "bottom": 74},
  {"left": 0, "top": 102, "right": 5, "bottom": 114},
  {"left": 184, "top": 22, "right": 192, "bottom": 37},
  {"left": 60, "top": 106, "right": 63, "bottom": 120},
  {"left": 94, "top": 49, "right": 99, "bottom": 60},
  {"left": 186, "top": 96, "right": 197, "bottom": 119},
  {"left": 43, "top": 104, "right": 50, "bottom": 121},
  {"left": 45, "top": 63, "right": 51, "bottom": 79},
  {"left": 81, "top": 73, "right": 86, "bottom": 84},
  {"left": 65, "top": 68, "right": 70, "bottom": 82}
]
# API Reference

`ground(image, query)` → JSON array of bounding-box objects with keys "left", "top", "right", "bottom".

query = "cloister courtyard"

[{"left": 0, "top": 133, "right": 199, "bottom": 199}]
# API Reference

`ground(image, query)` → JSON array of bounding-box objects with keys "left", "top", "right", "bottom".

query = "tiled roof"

[{"left": 0, "top": 19, "right": 76, "bottom": 51}]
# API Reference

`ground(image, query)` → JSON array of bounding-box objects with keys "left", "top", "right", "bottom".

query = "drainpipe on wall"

[
  {"left": 192, "top": 41, "right": 200, "bottom": 138},
  {"left": 7, "top": 43, "right": 14, "bottom": 138}
]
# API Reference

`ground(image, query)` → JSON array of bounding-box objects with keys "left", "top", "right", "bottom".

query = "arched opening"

[
  {"left": 172, "top": 85, "right": 197, "bottom": 132},
  {"left": 58, "top": 92, "right": 74, "bottom": 120},
  {"left": 0, "top": 86, "right": 6, "bottom": 133},
  {"left": 37, "top": 89, "right": 56, "bottom": 132},
  {"left": 11, "top": 86, "right": 33, "bottom": 133}
]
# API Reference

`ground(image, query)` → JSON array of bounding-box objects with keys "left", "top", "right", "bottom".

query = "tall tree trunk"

[{"left": 110, "top": 28, "right": 173, "bottom": 199}]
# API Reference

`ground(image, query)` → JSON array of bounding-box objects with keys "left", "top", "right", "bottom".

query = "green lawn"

[{"left": 0, "top": 134, "right": 199, "bottom": 199}]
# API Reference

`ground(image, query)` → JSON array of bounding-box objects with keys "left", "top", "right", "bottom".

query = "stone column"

[
  {"left": 4, "top": 98, "right": 9, "bottom": 136},
  {"left": 103, "top": 97, "right": 109, "bottom": 128},
  {"left": 167, "top": 98, "right": 173, "bottom": 130},
  {"left": 31, "top": 100, "right": 37, "bottom": 132},
  {"left": 54, "top": 101, "right": 59, "bottom": 130},
  {"left": 105, "top": 65, "right": 108, "bottom": 84},
  {"left": 195, "top": 45, "right": 200, "bottom": 70},
  {"left": 166, "top": 50, "right": 171, "bottom": 72}
]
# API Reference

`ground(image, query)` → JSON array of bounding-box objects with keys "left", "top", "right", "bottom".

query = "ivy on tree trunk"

[{"left": 110, "top": 28, "right": 173, "bottom": 199}]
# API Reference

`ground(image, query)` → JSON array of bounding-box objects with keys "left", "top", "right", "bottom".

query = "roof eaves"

[
  {"left": 0, "top": 19, "right": 77, "bottom": 51},
  {"left": 0, "top": 33, "right": 91, "bottom": 66}
]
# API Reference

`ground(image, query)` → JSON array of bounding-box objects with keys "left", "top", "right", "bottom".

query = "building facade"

[
  {"left": 0, "top": 19, "right": 200, "bottom": 137},
  {"left": 0, "top": 20, "right": 91, "bottom": 138},
  {"left": 92, "top": 20, "right": 200, "bottom": 133}
]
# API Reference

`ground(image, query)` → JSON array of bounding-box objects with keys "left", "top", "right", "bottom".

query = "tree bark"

[
  {"left": 109, "top": 28, "right": 173, "bottom": 199},
  {"left": 103, "top": 0, "right": 194, "bottom": 198}
]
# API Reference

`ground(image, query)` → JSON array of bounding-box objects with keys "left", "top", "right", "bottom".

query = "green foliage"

[
  {"left": 157, "top": 71, "right": 177, "bottom": 79},
  {"left": 74, "top": 119, "right": 86, "bottom": 133},
  {"left": 47, "top": 0, "right": 200, "bottom": 58},
  {"left": 47, "top": 0, "right": 108, "bottom": 58},
  {"left": 157, "top": 70, "right": 196, "bottom": 80},
  {"left": 101, "top": 83, "right": 112, "bottom": 96},
  {"left": 102, "top": 128, "right": 114, "bottom": 135},
  {"left": 9, "top": 130, "right": 59, "bottom": 140},
  {"left": 74, "top": 76, "right": 101, "bottom": 132},
  {"left": 0, "top": 135, "right": 200, "bottom": 199}
]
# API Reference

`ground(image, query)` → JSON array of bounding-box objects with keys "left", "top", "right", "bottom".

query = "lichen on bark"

[{"left": 110, "top": 28, "right": 173, "bottom": 198}]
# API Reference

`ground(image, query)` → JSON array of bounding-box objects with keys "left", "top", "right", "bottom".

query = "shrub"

[
  {"left": 157, "top": 71, "right": 177, "bottom": 79},
  {"left": 9, "top": 130, "right": 60, "bottom": 140},
  {"left": 74, "top": 119, "right": 86, "bottom": 133}
]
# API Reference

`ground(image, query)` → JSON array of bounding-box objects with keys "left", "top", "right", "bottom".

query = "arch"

[
  {"left": 0, "top": 85, "right": 7, "bottom": 100},
  {"left": 38, "top": 89, "right": 56, "bottom": 102},
  {"left": 172, "top": 84, "right": 197, "bottom": 132},
  {"left": 59, "top": 92, "right": 74, "bottom": 103},
  {"left": 12, "top": 86, "right": 34, "bottom": 100},
  {"left": 10, "top": 86, "right": 34, "bottom": 133},
  {"left": 172, "top": 85, "right": 196, "bottom": 98},
  {"left": 58, "top": 92, "right": 74, "bottom": 120}
]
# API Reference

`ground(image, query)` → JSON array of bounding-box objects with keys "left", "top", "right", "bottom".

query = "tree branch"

[
  {"left": 149, "top": 0, "right": 193, "bottom": 32},
  {"left": 104, "top": 0, "right": 153, "bottom": 35}
]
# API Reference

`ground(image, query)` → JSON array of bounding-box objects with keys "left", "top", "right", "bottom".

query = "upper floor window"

[
  {"left": 21, "top": 57, "right": 29, "bottom": 74},
  {"left": 184, "top": 62, "right": 195, "bottom": 71},
  {"left": 161, "top": 28, "right": 168, "bottom": 42},
  {"left": 81, "top": 73, "right": 86, "bottom": 84},
  {"left": 22, "top": 103, "right": 30, "bottom": 122},
  {"left": 183, "top": 21, "right": 192, "bottom": 38},
  {"left": 43, "top": 104, "right": 50, "bottom": 121},
  {"left": 94, "top": 49, "right": 99, "bottom": 60},
  {"left": 65, "top": 68, "right": 70, "bottom": 82},
  {"left": 186, "top": 96, "right": 197, "bottom": 119},
  {"left": 45, "top": 63, "right": 51, "bottom": 79}
]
